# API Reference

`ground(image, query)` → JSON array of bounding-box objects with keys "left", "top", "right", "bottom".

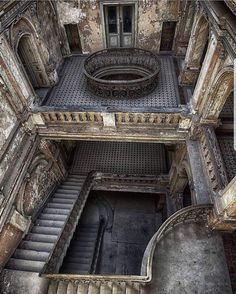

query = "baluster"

[
  {"left": 50, "top": 112, "right": 57, "bottom": 122},
  {"left": 132, "top": 113, "right": 138, "bottom": 124},
  {"left": 70, "top": 113, "right": 77, "bottom": 122},
  {"left": 88, "top": 281, "right": 100, "bottom": 294},
  {"left": 77, "top": 282, "right": 89, "bottom": 294},
  {"left": 67, "top": 282, "right": 77, "bottom": 294},
  {"left": 42, "top": 113, "right": 50, "bottom": 122},
  {"left": 136, "top": 114, "right": 142, "bottom": 123},
  {"left": 126, "top": 282, "right": 140, "bottom": 294},
  {"left": 116, "top": 113, "right": 122, "bottom": 124},
  {"left": 140, "top": 114, "right": 145, "bottom": 123},
  {"left": 81, "top": 112, "right": 87, "bottom": 122},
  {"left": 97, "top": 113, "right": 103, "bottom": 123},
  {"left": 112, "top": 282, "right": 126, "bottom": 294},
  {"left": 125, "top": 113, "right": 130, "bottom": 123},
  {"left": 100, "top": 281, "right": 112, "bottom": 294},
  {"left": 149, "top": 113, "right": 155, "bottom": 123}
]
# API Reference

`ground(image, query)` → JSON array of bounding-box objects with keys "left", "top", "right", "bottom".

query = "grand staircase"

[
  {"left": 5, "top": 174, "right": 87, "bottom": 273},
  {"left": 60, "top": 223, "right": 101, "bottom": 274}
]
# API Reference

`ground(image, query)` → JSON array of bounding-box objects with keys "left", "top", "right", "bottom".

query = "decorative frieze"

[{"left": 199, "top": 126, "right": 228, "bottom": 191}]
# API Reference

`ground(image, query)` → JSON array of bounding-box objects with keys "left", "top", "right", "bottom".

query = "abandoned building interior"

[{"left": 0, "top": 0, "right": 236, "bottom": 293}]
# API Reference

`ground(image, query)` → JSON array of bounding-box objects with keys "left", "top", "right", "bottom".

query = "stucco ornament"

[{"left": 16, "top": 154, "right": 60, "bottom": 217}]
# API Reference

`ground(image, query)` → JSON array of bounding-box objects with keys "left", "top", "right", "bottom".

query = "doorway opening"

[
  {"left": 17, "top": 34, "right": 48, "bottom": 88},
  {"left": 64, "top": 24, "right": 82, "bottom": 54},
  {"left": 160, "top": 21, "right": 176, "bottom": 51},
  {"left": 104, "top": 4, "right": 135, "bottom": 48}
]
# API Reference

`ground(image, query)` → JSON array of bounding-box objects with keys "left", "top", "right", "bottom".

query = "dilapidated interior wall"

[{"left": 56, "top": 0, "right": 194, "bottom": 53}]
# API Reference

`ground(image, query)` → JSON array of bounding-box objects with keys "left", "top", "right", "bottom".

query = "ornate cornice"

[{"left": 0, "top": 1, "right": 35, "bottom": 34}]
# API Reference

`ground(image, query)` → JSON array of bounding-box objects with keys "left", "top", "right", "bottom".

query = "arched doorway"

[{"left": 17, "top": 34, "right": 49, "bottom": 89}]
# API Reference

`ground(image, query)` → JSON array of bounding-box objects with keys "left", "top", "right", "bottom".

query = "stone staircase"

[
  {"left": 60, "top": 223, "right": 100, "bottom": 274},
  {"left": 47, "top": 280, "right": 145, "bottom": 294},
  {"left": 5, "top": 174, "right": 87, "bottom": 273}
]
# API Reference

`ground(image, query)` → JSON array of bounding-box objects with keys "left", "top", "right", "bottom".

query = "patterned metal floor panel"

[
  {"left": 218, "top": 136, "right": 236, "bottom": 181},
  {"left": 44, "top": 55, "right": 179, "bottom": 109},
  {"left": 71, "top": 141, "right": 167, "bottom": 175}
]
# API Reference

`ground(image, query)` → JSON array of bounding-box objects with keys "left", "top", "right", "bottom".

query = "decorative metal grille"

[{"left": 84, "top": 48, "right": 160, "bottom": 99}]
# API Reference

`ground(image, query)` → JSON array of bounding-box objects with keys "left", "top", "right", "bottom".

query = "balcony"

[{"left": 32, "top": 52, "right": 191, "bottom": 141}]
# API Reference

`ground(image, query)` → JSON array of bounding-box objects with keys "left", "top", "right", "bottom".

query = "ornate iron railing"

[{"left": 84, "top": 48, "right": 161, "bottom": 99}]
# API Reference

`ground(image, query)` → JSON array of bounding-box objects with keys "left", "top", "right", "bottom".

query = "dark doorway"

[
  {"left": 183, "top": 183, "right": 192, "bottom": 207},
  {"left": 160, "top": 21, "right": 176, "bottom": 51},
  {"left": 64, "top": 24, "right": 82, "bottom": 54}
]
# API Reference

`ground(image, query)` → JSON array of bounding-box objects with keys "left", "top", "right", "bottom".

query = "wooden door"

[
  {"left": 104, "top": 4, "right": 134, "bottom": 48},
  {"left": 120, "top": 5, "right": 134, "bottom": 47},
  {"left": 104, "top": 5, "right": 120, "bottom": 48}
]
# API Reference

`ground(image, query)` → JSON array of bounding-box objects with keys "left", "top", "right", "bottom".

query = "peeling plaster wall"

[
  {"left": 34, "top": 1, "right": 63, "bottom": 71},
  {"left": 57, "top": 0, "right": 103, "bottom": 53},
  {"left": 0, "top": 95, "right": 17, "bottom": 152},
  {"left": 137, "top": 0, "right": 180, "bottom": 51},
  {"left": 56, "top": 0, "right": 184, "bottom": 53}
]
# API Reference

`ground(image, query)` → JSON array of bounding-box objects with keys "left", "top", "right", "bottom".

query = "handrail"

[{"left": 141, "top": 204, "right": 213, "bottom": 280}]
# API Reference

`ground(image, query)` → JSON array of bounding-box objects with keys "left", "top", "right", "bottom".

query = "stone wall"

[{"left": 56, "top": 0, "right": 194, "bottom": 53}]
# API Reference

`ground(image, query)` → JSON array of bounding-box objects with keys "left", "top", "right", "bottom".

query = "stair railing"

[
  {"left": 42, "top": 204, "right": 212, "bottom": 288},
  {"left": 90, "top": 218, "right": 106, "bottom": 274},
  {"left": 141, "top": 204, "right": 213, "bottom": 281}
]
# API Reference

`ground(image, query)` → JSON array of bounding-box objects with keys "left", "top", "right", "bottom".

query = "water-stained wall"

[{"left": 56, "top": 0, "right": 193, "bottom": 53}]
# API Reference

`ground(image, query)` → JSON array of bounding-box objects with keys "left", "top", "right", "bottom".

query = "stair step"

[
  {"left": 47, "top": 203, "right": 73, "bottom": 210},
  {"left": 61, "top": 263, "right": 90, "bottom": 272},
  {"left": 6, "top": 258, "right": 44, "bottom": 272},
  {"left": 59, "top": 184, "right": 82, "bottom": 190},
  {"left": 61, "top": 268, "right": 89, "bottom": 274},
  {"left": 63, "top": 180, "right": 84, "bottom": 185},
  {"left": 65, "top": 251, "right": 93, "bottom": 259},
  {"left": 19, "top": 241, "right": 54, "bottom": 252},
  {"left": 56, "top": 189, "right": 79, "bottom": 194},
  {"left": 13, "top": 249, "right": 49, "bottom": 261},
  {"left": 43, "top": 208, "right": 70, "bottom": 215},
  {"left": 39, "top": 213, "right": 67, "bottom": 221},
  {"left": 25, "top": 233, "right": 58, "bottom": 243},
  {"left": 50, "top": 198, "right": 75, "bottom": 205},
  {"left": 68, "top": 175, "right": 86, "bottom": 179},
  {"left": 35, "top": 219, "right": 65, "bottom": 228},
  {"left": 53, "top": 194, "right": 78, "bottom": 200},
  {"left": 73, "top": 235, "right": 97, "bottom": 241},
  {"left": 31, "top": 226, "right": 61, "bottom": 235},
  {"left": 69, "top": 240, "right": 95, "bottom": 247},
  {"left": 64, "top": 256, "right": 91, "bottom": 264}
]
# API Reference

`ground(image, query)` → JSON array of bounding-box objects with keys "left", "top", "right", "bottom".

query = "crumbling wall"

[
  {"left": 57, "top": 0, "right": 103, "bottom": 54},
  {"left": 56, "top": 0, "right": 186, "bottom": 53},
  {"left": 137, "top": 0, "right": 181, "bottom": 52}
]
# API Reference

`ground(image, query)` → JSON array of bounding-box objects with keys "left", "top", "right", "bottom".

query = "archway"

[
  {"left": 202, "top": 68, "right": 234, "bottom": 120},
  {"left": 17, "top": 34, "right": 49, "bottom": 89},
  {"left": 179, "top": 12, "right": 209, "bottom": 85}
]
